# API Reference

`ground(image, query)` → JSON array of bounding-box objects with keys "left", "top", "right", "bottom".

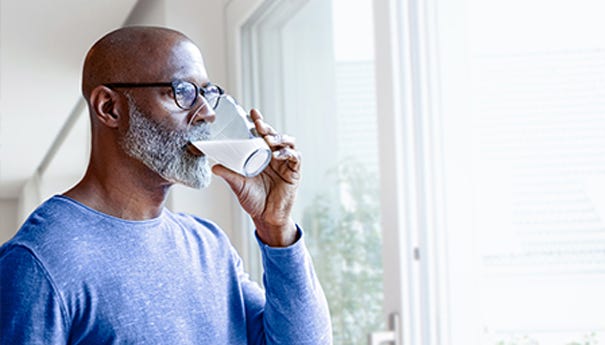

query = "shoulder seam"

[{"left": 3, "top": 244, "right": 72, "bottom": 332}]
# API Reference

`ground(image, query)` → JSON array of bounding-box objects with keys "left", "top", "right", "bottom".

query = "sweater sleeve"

[
  {"left": 252, "top": 227, "right": 332, "bottom": 345},
  {"left": 0, "top": 245, "right": 69, "bottom": 345}
]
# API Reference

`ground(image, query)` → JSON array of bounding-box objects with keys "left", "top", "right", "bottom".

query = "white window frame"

[{"left": 373, "top": 0, "right": 449, "bottom": 343}]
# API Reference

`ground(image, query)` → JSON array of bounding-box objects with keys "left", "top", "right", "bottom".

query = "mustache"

[{"left": 187, "top": 123, "right": 211, "bottom": 142}]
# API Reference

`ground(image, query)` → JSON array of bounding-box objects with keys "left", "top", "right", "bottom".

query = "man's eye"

[
  {"left": 202, "top": 86, "right": 217, "bottom": 98},
  {"left": 174, "top": 84, "right": 195, "bottom": 101},
  {"left": 174, "top": 86, "right": 187, "bottom": 97}
]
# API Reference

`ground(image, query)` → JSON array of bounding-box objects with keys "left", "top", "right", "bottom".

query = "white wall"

[{"left": 0, "top": 199, "right": 18, "bottom": 244}]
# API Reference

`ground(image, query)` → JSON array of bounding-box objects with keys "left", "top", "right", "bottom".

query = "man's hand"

[{"left": 212, "top": 109, "right": 301, "bottom": 247}]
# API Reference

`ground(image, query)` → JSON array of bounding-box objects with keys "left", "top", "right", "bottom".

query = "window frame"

[{"left": 373, "top": 0, "right": 450, "bottom": 343}]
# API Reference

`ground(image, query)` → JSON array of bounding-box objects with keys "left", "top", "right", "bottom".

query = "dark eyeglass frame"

[{"left": 103, "top": 80, "right": 224, "bottom": 110}]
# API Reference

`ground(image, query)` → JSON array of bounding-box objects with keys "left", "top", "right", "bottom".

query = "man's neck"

[{"left": 64, "top": 164, "right": 172, "bottom": 221}]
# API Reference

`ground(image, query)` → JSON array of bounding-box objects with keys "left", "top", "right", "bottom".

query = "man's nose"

[{"left": 189, "top": 99, "right": 216, "bottom": 125}]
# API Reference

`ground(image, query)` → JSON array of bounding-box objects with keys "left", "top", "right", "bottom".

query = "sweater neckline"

[{"left": 53, "top": 194, "right": 168, "bottom": 226}]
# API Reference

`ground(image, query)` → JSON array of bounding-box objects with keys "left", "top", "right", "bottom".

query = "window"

[
  {"left": 230, "top": 0, "right": 605, "bottom": 343},
  {"left": 240, "top": 0, "right": 384, "bottom": 344},
  {"left": 439, "top": 0, "right": 605, "bottom": 343}
]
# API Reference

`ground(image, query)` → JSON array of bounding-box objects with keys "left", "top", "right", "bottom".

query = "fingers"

[
  {"left": 212, "top": 164, "right": 245, "bottom": 191},
  {"left": 274, "top": 146, "right": 301, "bottom": 162},
  {"left": 274, "top": 147, "right": 302, "bottom": 173},
  {"left": 266, "top": 133, "right": 299, "bottom": 169},
  {"left": 250, "top": 108, "right": 297, "bottom": 150},
  {"left": 265, "top": 133, "right": 296, "bottom": 148},
  {"left": 250, "top": 109, "right": 275, "bottom": 137},
  {"left": 249, "top": 108, "right": 301, "bottom": 171}
]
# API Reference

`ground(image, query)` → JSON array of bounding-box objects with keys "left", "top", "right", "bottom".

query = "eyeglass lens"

[{"left": 172, "top": 81, "right": 222, "bottom": 110}]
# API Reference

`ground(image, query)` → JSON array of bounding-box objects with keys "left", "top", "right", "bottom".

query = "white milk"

[{"left": 190, "top": 137, "right": 271, "bottom": 177}]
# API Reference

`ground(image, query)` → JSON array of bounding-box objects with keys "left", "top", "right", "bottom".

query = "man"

[{"left": 0, "top": 26, "right": 332, "bottom": 344}]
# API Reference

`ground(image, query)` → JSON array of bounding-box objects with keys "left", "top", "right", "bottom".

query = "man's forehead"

[
  {"left": 82, "top": 27, "right": 209, "bottom": 97},
  {"left": 165, "top": 40, "right": 208, "bottom": 82},
  {"left": 114, "top": 38, "right": 208, "bottom": 84}
]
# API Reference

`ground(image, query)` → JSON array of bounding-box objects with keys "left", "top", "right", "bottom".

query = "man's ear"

[{"left": 89, "top": 85, "right": 124, "bottom": 128}]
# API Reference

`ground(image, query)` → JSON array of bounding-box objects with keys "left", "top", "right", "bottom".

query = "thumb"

[{"left": 212, "top": 164, "right": 245, "bottom": 193}]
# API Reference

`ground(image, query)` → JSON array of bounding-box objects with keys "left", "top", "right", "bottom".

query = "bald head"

[{"left": 81, "top": 26, "right": 198, "bottom": 100}]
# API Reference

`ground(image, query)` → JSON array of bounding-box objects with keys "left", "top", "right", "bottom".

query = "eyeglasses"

[{"left": 104, "top": 80, "right": 224, "bottom": 110}]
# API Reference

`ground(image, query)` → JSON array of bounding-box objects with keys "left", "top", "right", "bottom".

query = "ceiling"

[{"left": 0, "top": 0, "right": 139, "bottom": 199}]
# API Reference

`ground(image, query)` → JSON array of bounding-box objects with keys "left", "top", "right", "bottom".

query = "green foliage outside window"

[{"left": 303, "top": 159, "right": 384, "bottom": 345}]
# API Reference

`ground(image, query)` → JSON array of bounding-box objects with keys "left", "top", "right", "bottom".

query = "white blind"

[
  {"left": 474, "top": 49, "right": 605, "bottom": 276},
  {"left": 440, "top": 0, "right": 605, "bottom": 343}
]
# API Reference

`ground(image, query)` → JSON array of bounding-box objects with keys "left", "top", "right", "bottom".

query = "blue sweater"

[{"left": 0, "top": 196, "right": 331, "bottom": 344}]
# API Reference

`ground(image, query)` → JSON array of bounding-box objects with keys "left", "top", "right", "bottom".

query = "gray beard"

[{"left": 119, "top": 102, "right": 211, "bottom": 189}]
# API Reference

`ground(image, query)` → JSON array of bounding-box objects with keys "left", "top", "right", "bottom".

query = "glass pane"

[
  {"left": 267, "top": 0, "right": 384, "bottom": 343},
  {"left": 438, "top": 0, "right": 605, "bottom": 343}
]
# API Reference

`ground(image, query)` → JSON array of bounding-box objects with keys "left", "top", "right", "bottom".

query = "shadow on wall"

[{"left": 0, "top": 199, "right": 19, "bottom": 244}]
